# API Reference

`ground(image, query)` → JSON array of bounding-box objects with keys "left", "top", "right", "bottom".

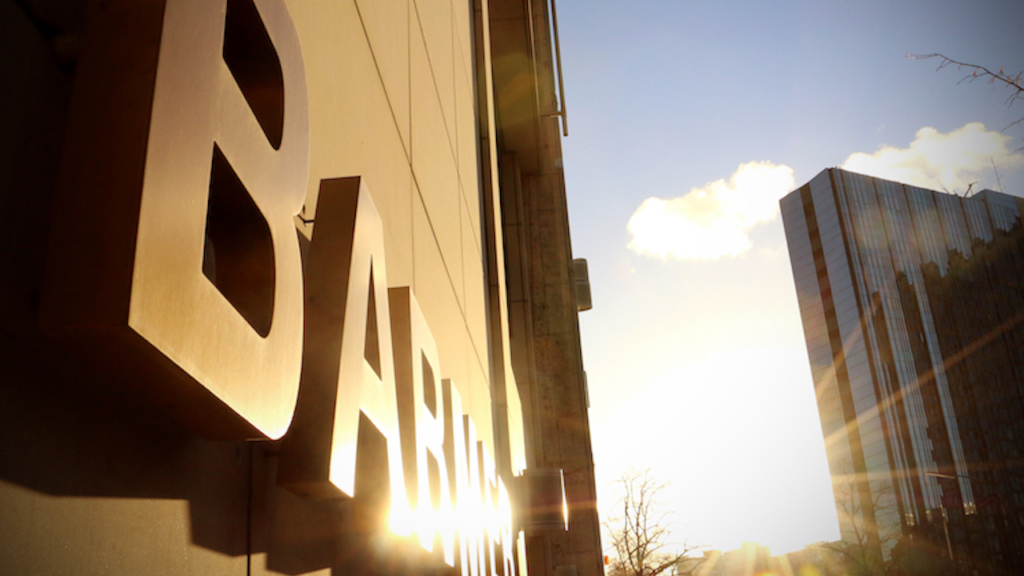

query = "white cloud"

[
  {"left": 841, "top": 122, "right": 1024, "bottom": 193},
  {"left": 627, "top": 161, "right": 795, "bottom": 261}
]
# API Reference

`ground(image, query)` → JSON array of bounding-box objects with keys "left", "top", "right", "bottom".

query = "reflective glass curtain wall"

[{"left": 781, "top": 169, "right": 1024, "bottom": 570}]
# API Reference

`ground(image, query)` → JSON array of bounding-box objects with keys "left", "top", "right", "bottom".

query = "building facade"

[
  {"left": 0, "top": 0, "right": 601, "bottom": 575},
  {"left": 781, "top": 168, "right": 1024, "bottom": 574}
]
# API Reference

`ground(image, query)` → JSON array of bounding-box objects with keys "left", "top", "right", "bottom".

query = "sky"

[{"left": 555, "top": 0, "right": 1024, "bottom": 557}]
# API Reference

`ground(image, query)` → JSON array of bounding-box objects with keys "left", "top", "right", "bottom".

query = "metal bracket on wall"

[{"left": 541, "top": 0, "right": 568, "bottom": 136}]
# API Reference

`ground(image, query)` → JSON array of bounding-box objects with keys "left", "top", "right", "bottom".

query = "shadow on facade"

[{"left": 0, "top": 336, "right": 414, "bottom": 575}]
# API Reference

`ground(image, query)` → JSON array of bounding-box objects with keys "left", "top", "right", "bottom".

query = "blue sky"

[{"left": 556, "top": 0, "right": 1024, "bottom": 556}]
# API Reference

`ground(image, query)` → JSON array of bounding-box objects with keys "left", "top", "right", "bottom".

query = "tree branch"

[{"left": 909, "top": 52, "right": 1024, "bottom": 134}]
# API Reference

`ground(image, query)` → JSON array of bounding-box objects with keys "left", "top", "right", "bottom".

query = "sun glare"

[{"left": 593, "top": 344, "right": 839, "bottom": 557}]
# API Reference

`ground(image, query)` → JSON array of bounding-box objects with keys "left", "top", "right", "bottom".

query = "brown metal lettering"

[
  {"left": 444, "top": 379, "right": 478, "bottom": 576},
  {"left": 465, "top": 417, "right": 487, "bottom": 576},
  {"left": 278, "top": 177, "right": 406, "bottom": 509},
  {"left": 39, "top": 0, "right": 308, "bottom": 439},
  {"left": 391, "top": 287, "right": 455, "bottom": 563}
]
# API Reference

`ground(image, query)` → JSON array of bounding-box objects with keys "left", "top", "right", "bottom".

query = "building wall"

[
  {"left": 0, "top": 0, "right": 600, "bottom": 575},
  {"left": 920, "top": 227, "right": 1024, "bottom": 571},
  {"left": 782, "top": 168, "right": 1024, "bottom": 574},
  {"left": 287, "top": 0, "right": 495, "bottom": 447},
  {"left": 486, "top": 2, "right": 604, "bottom": 574}
]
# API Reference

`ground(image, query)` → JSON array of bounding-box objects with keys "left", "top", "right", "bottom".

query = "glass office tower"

[{"left": 781, "top": 168, "right": 1024, "bottom": 574}]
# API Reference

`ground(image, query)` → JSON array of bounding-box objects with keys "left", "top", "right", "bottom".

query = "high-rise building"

[{"left": 781, "top": 168, "right": 1024, "bottom": 575}]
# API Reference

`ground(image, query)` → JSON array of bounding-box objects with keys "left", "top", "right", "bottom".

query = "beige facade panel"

[
  {"left": 457, "top": 52, "right": 482, "bottom": 224},
  {"left": 351, "top": 0, "right": 413, "bottom": 154},
  {"left": 411, "top": 22, "right": 465, "bottom": 304},
  {"left": 414, "top": 0, "right": 456, "bottom": 145},
  {"left": 0, "top": 483, "right": 240, "bottom": 576},
  {"left": 412, "top": 199, "right": 490, "bottom": 445},
  {"left": 463, "top": 200, "right": 490, "bottom": 368},
  {"left": 467, "top": 332, "right": 497, "bottom": 452},
  {"left": 292, "top": 0, "right": 416, "bottom": 288},
  {"left": 452, "top": 0, "right": 473, "bottom": 59}
]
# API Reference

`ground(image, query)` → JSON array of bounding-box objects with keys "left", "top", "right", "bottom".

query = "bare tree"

[
  {"left": 605, "top": 468, "right": 701, "bottom": 576},
  {"left": 815, "top": 468, "right": 900, "bottom": 576},
  {"left": 909, "top": 53, "right": 1024, "bottom": 132}
]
